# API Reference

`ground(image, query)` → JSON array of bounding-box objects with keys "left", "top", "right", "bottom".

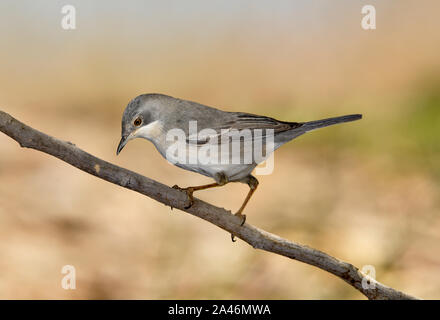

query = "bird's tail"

[{"left": 300, "top": 114, "right": 362, "bottom": 132}]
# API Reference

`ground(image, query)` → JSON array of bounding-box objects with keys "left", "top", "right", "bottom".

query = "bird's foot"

[
  {"left": 234, "top": 212, "right": 247, "bottom": 226},
  {"left": 230, "top": 212, "right": 246, "bottom": 242},
  {"left": 172, "top": 185, "right": 194, "bottom": 209}
]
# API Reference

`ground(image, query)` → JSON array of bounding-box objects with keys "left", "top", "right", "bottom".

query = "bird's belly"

[
  {"left": 157, "top": 139, "right": 259, "bottom": 182},
  {"left": 174, "top": 162, "right": 256, "bottom": 182}
]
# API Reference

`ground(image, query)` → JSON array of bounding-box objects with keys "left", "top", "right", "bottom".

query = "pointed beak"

[{"left": 116, "top": 136, "right": 128, "bottom": 155}]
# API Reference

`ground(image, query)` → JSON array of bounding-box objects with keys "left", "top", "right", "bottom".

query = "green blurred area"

[{"left": 294, "top": 76, "right": 440, "bottom": 180}]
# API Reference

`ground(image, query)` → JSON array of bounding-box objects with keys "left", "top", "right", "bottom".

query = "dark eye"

[{"left": 133, "top": 118, "right": 142, "bottom": 126}]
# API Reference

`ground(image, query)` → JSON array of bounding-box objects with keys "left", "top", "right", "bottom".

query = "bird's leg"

[
  {"left": 172, "top": 182, "right": 220, "bottom": 209},
  {"left": 173, "top": 172, "right": 229, "bottom": 209},
  {"left": 235, "top": 175, "right": 259, "bottom": 225},
  {"left": 231, "top": 175, "right": 259, "bottom": 242}
]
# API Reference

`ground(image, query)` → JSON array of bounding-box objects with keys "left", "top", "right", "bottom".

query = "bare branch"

[{"left": 0, "top": 110, "right": 418, "bottom": 300}]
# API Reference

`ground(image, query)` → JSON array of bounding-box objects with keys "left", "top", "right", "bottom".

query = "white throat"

[{"left": 133, "top": 120, "right": 163, "bottom": 142}]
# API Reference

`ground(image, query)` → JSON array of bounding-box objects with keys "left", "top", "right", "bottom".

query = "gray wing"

[
  {"left": 186, "top": 110, "right": 361, "bottom": 145},
  {"left": 183, "top": 109, "right": 361, "bottom": 166},
  {"left": 185, "top": 112, "right": 298, "bottom": 166},
  {"left": 221, "top": 112, "right": 303, "bottom": 132},
  {"left": 186, "top": 112, "right": 303, "bottom": 145}
]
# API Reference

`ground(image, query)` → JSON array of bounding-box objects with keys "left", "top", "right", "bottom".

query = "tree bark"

[{"left": 0, "top": 110, "right": 418, "bottom": 300}]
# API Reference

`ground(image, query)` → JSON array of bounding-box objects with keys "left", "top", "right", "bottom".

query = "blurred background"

[{"left": 0, "top": 0, "right": 439, "bottom": 299}]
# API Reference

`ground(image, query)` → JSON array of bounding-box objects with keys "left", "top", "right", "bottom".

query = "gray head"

[{"left": 116, "top": 94, "right": 173, "bottom": 155}]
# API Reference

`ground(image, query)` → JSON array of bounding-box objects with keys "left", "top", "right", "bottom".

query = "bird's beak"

[{"left": 116, "top": 136, "right": 128, "bottom": 155}]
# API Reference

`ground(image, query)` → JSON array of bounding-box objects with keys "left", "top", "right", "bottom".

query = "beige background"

[{"left": 0, "top": 1, "right": 439, "bottom": 299}]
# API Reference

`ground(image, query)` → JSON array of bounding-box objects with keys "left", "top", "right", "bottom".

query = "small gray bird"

[{"left": 117, "top": 93, "right": 361, "bottom": 228}]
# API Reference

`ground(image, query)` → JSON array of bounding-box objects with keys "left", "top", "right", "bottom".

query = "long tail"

[{"left": 300, "top": 114, "right": 362, "bottom": 132}]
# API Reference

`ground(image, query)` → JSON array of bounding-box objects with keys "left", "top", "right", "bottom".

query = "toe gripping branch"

[{"left": 172, "top": 175, "right": 258, "bottom": 243}]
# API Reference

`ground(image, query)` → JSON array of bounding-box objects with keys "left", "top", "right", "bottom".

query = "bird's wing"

[{"left": 186, "top": 112, "right": 303, "bottom": 145}]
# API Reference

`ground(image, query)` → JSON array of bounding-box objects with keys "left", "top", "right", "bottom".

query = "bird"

[{"left": 117, "top": 93, "right": 362, "bottom": 236}]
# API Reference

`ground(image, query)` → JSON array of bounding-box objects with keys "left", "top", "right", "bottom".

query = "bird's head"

[{"left": 116, "top": 94, "right": 168, "bottom": 155}]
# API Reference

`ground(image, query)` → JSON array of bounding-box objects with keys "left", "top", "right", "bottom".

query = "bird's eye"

[{"left": 133, "top": 118, "right": 142, "bottom": 126}]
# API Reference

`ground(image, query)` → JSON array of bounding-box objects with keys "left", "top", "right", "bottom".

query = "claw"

[
  {"left": 230, "top": 213, "right": 245, "bottom": 242},
  {"left": 234, "top": 212, "right": 246, "bottom": 226},
  {"left": 184, "top": 200, "right": 193, "bottom": 209},
  {"left": 172, "top": 185, "right": 194, "bottom": 209}
]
